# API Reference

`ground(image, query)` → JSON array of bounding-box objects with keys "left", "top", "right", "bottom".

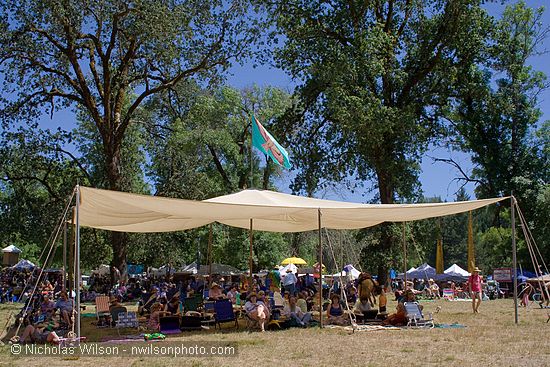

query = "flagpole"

[{"left": 250, "top": 116, "right": 253, "bottom": 189}]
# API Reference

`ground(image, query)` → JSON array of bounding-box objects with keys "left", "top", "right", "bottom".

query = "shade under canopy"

[{"left": 78, "top": 186, "right": 508, "bottom": 233}]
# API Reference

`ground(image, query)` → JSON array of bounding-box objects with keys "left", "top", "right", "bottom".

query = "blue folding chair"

[{"left": 214, "top": 299, "right": 238, "bottom": 330}]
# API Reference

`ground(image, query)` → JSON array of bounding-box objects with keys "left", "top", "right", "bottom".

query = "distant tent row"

[{"left": 397, "top": 263, "right": 470, "bottom": 282}]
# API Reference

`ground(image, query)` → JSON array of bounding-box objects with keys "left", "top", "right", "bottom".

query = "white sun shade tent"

[{"left": 77, "top": 187, "right": 507, "bottom": 233}]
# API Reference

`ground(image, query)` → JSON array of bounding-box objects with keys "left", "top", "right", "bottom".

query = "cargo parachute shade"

[{"left": 77, "top": 186, "right": 508, "bottom": 233}]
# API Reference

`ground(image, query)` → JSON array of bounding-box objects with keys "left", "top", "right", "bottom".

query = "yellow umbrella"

[{"left": 281, "top": 257, "right": 307, "bottom": 265}]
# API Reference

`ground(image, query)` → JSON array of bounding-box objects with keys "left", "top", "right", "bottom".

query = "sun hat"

[{"left": 474, "top": 267, "right": 481, "bottom": 272}]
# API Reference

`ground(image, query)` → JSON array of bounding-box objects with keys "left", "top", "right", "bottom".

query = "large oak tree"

[
  {"left": 0, "top": 0, "right": 261, "bottom": 278},
  {"left": 264, "top": 0, "right": 493, "bottom": 282}
]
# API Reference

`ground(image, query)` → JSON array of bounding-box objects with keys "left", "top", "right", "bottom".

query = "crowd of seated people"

[
  {"left": 1, "top": 268, "right": 64, "bottom": 303},
  {"left": 12, "top": 288, "right": 77, "bottom": 344}
]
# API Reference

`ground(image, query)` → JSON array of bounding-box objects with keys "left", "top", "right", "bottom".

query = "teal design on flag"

[{"left": 251, "top": 115, "right": 291, "bottom": 169}]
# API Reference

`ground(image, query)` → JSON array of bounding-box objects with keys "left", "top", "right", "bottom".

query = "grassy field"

[{"left": 0, "top": 298, "right": 549, "bottom": 367}]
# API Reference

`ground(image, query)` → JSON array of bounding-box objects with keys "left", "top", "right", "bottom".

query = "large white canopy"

[{"left": 78, "top": 186, "right": 507, "bottom": 233}]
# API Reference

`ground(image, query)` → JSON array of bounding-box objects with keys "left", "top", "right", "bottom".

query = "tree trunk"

[
  {"left": 104, "top": 138, "right": 128, "bottom": 283},
  {"left": 262, "top": 158, "right": 271, "bottom": 190},
  {"left": 375, "top": 167, "right": 395, "bottom": 286}
]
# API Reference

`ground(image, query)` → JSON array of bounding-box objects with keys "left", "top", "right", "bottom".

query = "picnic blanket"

[
  {"left": 434, "top": 323, "right": 466, "bottom": 329},
  {"left": 324, "top": 324, "right": 401, "bottom": 332}
]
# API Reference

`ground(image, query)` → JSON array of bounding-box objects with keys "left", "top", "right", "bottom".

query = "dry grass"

[{"left": 1, "top": 298, "right": 549, "bottom": 367}]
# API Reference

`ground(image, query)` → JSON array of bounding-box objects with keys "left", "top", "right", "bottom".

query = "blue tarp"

[
  {"left": 12, "top": 259, "right": 35, "bottom": 270},
  {"left": 127, "top": 264, "right": 144, "bottom": 275}
]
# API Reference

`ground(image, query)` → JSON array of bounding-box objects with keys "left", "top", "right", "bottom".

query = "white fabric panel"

[{"left": 78, "top": 187, "right": 508, "bottom": 233}]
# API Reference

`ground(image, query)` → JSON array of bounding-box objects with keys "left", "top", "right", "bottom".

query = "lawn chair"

[
  {"left": 115, "top": 310, "right": 138, "bottom": 335},
  {"left": 214, "top": 299, "right": 238, "bottom": 330},
  {"left": 110, "top": 305, "right": 127, "bottom": 327},
  {"left": 95, "top": 295, "right": 111, "bottom": 327},
  {"left": 183, "top": 294, "right": 203, "bottom": 313},
  {"left": 404, "top": 302, "right": 434, "bottom": 328}
]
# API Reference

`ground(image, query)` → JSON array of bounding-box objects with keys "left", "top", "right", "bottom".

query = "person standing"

[
  {"left": 468, "top": 267, "right": 482, "bottom": 313},
  {"left": 282, "top": 269, "right": 298, "bottom": 296}
]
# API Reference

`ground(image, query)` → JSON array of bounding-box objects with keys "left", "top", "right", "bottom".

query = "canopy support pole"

[
  {"left": 318, "top": 208, "right": 323, "bottom": 328},
  {"left": 511, "top": 195, "right": 518, "bottom": 325},
  {"left": 403, "top": 222, "right": 407, "bottom": 286},
  {"left": 207, "top": 224, "right": 213, "bottom": 289},
  {"left": 75, "top": 185, "right": 81, "bottom": 341},
  {"left": 62, "top": 220, "right": 67, "bottom": 292},
  {"left": 249, "top": 219, "right": 254, "bottom": 289},
  {"left": 69, "top": 208, "right": 75, "bottom": 299}
]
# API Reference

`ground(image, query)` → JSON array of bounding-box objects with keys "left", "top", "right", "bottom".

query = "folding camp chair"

[
  {"left": 214, "top": 299, "right": 238, "bottom": 330},
  {"left": 115, "top": 311, "right": 138, "bottom": 335},
  {"left": 95, "top": 295, "right": 111, "bottom": 327},
  {"left": 110, "top": 306, "right": 127, "bottom": 327},
  {"left": 160, "top": 316, "right": 181, "bottom": 334},
  {"left": 183, "top": 294, "right": 203, "bottom": 313},
  {"left": 404, "top": 302, "right": 434, "bottom": 328}
]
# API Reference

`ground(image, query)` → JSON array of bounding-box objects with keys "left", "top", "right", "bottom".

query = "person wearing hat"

[
  {"left": 282, "top": 268, "right": 298, "bottom": 296},
  {"left": 244, "top": 292, "right": 268, "bottom": 331},
  {"left": 109, "top": 295, "right": 122, "bottom": 312},
  {"left": 468, "top": 267, "right": 483, "bottom": 313},
  {"left": 208, "top": 282, "right": 225, "bottom": 300}
]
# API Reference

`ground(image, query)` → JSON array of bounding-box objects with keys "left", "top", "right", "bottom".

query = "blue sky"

[{"left": 32, "top": 1, "right": 550, "bottom": 203}]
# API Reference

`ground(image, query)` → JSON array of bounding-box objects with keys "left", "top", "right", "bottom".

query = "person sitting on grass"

[
  {"left": 372, "top": 285, "right": 387, "bottom": 314},
  {"left": 148, "top": 302, "right": 170, "bottom": 331},
  {"left": 297, "top": 292, "right": 308, "bottom": 313},
  {"left": 19, "top": 319, "right": 61, "bottom": 344},
  {"left": 353, "top": 296, "right": 373, "bottom": 322},
  {"left": 327, "top": 294, "right": 348, "bottom": 326},
  {"left": 283, "top": 295, "right": 312, "bottom": 327},
  {"left": 40, "top": 294, "right": 55, "bottom": 320},
  {"left": 54, "top": 291, "right": 73, "bottom": 327},
  {"left": 382, "top": 303, "right": 407, "bottom": 326},
  {"left": 244, "top": 292, "right": 268, "bottom": 332},
  {"left": 428, "top": 279, "right": 440, "bottom": 299}
]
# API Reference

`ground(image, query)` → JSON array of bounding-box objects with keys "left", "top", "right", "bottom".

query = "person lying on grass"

[
  {"left": 283, "top": 295, "right": 312, "bottom": 327},
  {"left": 18, "top": 319, "right": 61, "bottom": 344},
  {"left": 245, "top": 292, "right": 268, "bottom": 332}
]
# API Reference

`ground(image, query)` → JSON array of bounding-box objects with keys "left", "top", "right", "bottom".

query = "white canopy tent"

[
  {"left": 444, "top": 264, "right": 470, "bottom": 277},
  {"left": 332, "top": 265, "right": 361, "bottom": 279}
]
